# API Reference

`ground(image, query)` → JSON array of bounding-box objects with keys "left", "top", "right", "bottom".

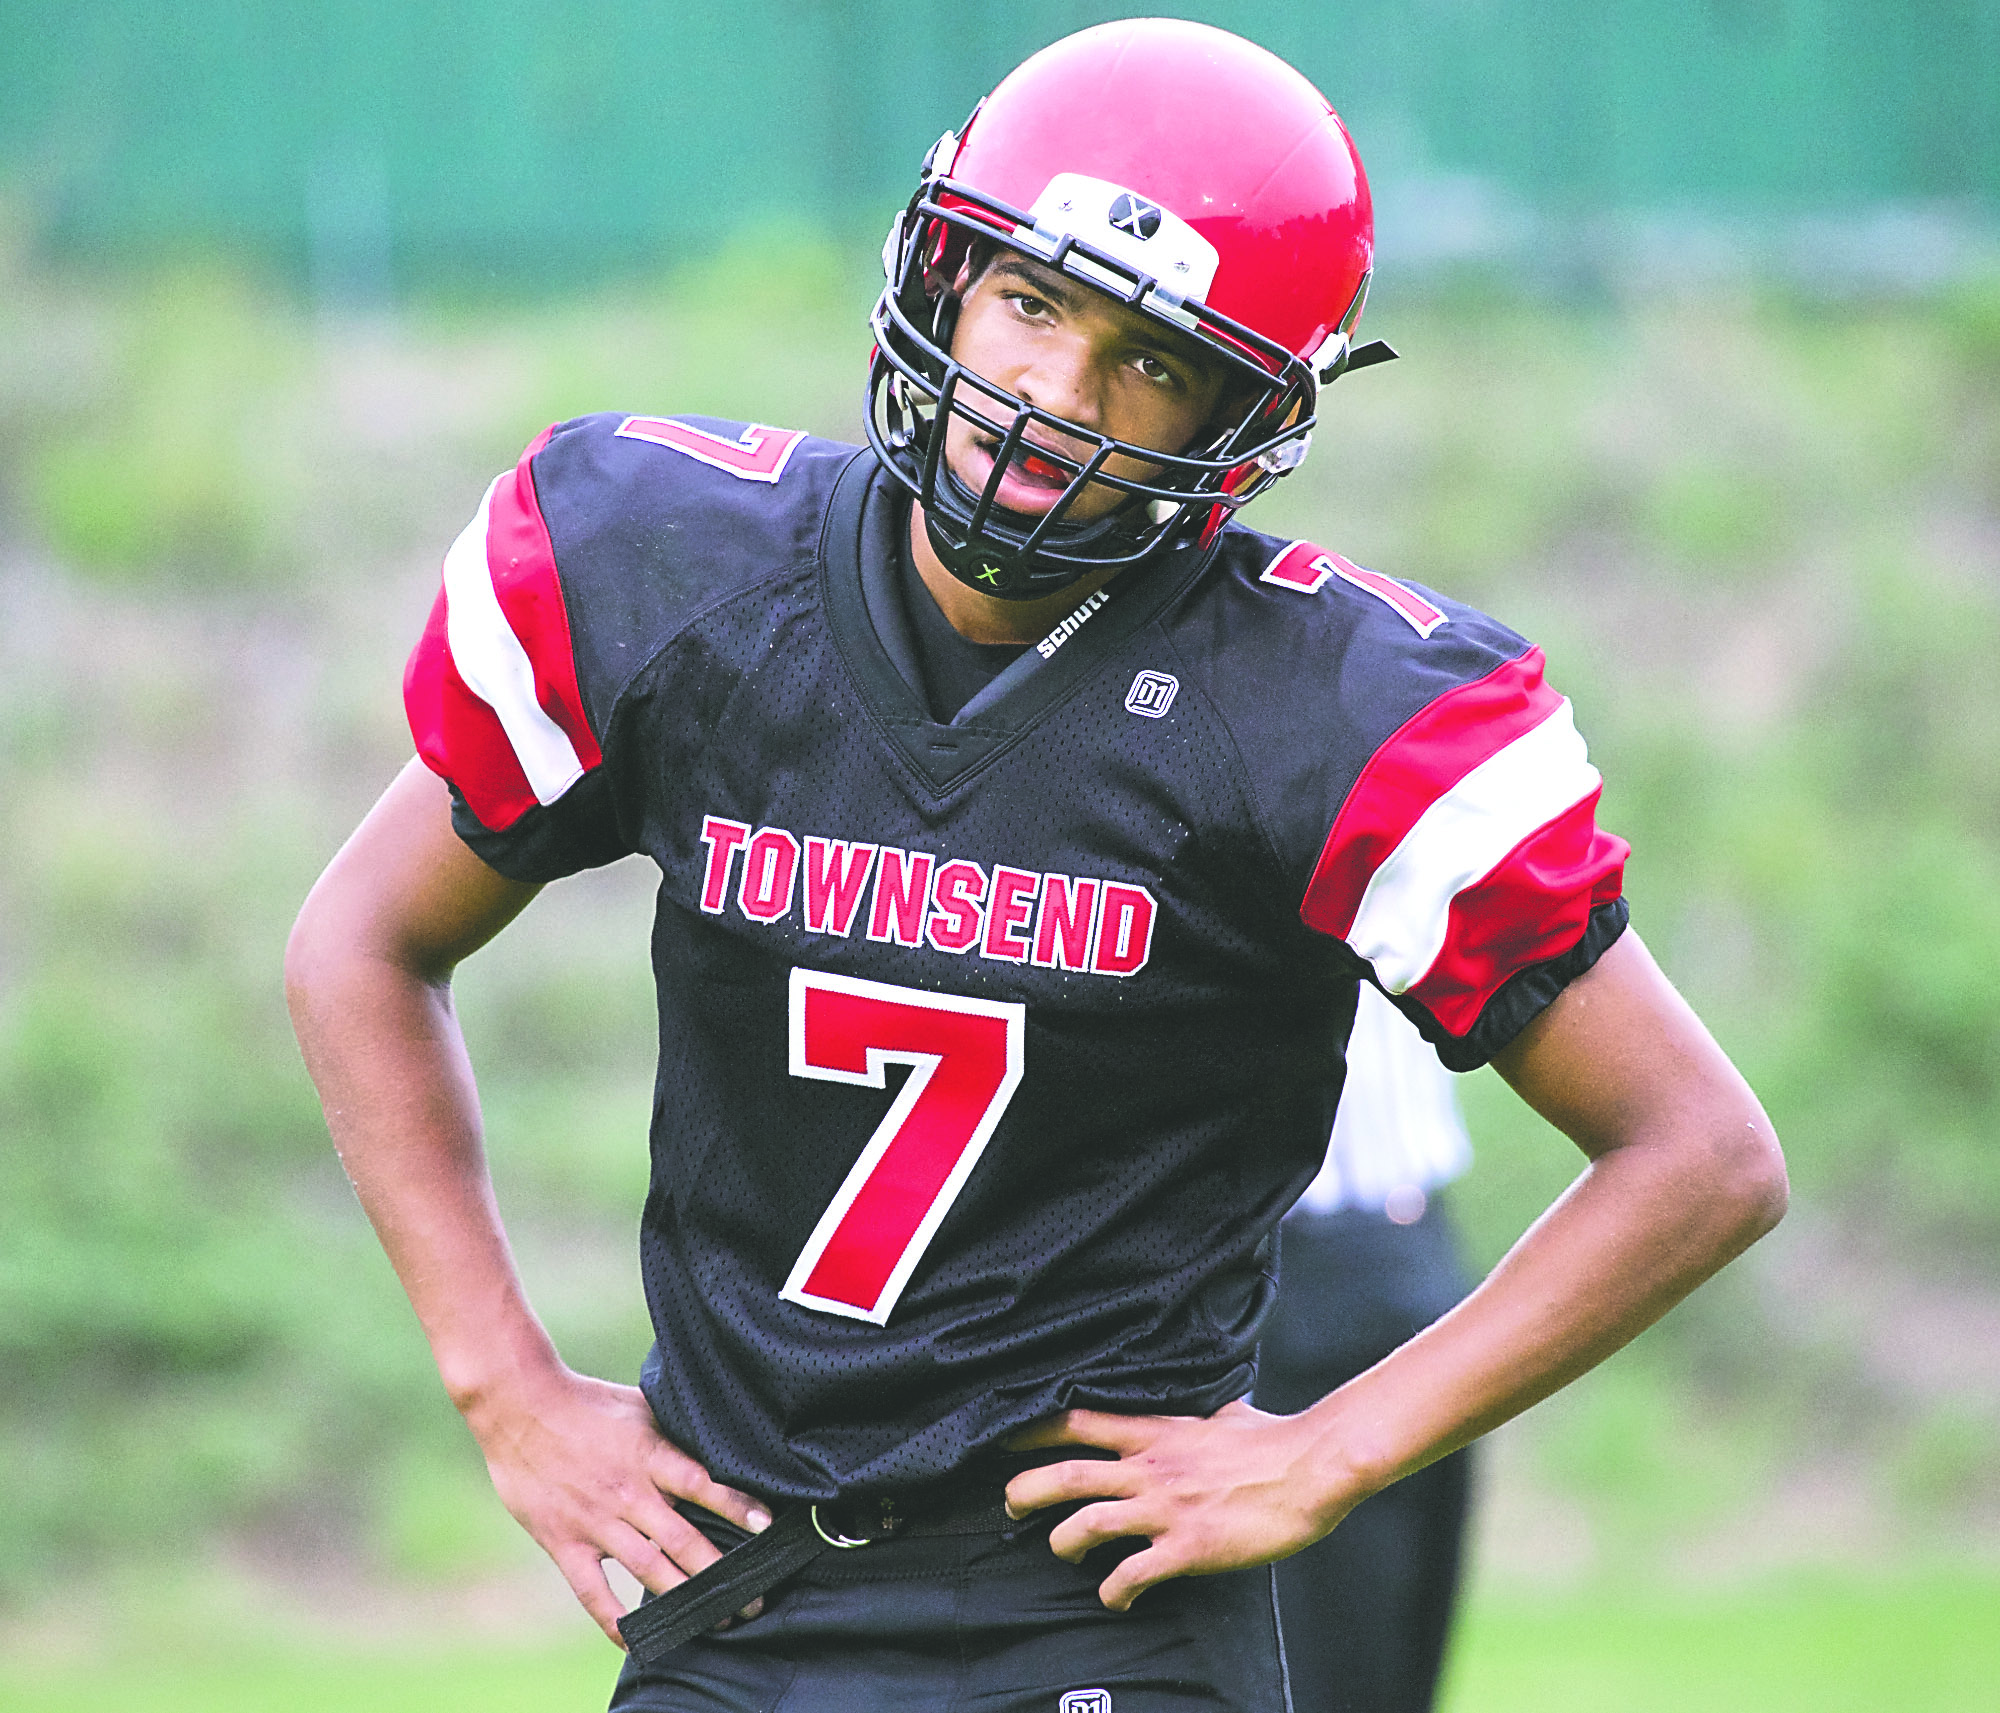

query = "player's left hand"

[{"left": 1002, "top": 1399, "right": 1358, "bottom": 1611}]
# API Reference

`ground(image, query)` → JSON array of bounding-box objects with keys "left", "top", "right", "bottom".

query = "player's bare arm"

[
  {"left": 285, "top": 760, "right": 771, "bottom": 1644},
  {"left": 1004, "top": 929, "right": 1787, "bottom": 1609}
]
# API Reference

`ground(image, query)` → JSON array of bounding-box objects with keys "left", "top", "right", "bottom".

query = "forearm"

[
  {"left": 290, "top": 935, "right": 778, "bottom": 1637},
  {"left": 1296, "top": 1110, "right": 1784, "bottom": 1512},
  {"left": 287, "top": 942, "right": 561, "bottom": 1408},
  {"left": 1004, "top": 936, "right": 1785, "bottom": 1609},
  {"left": 286, "top": 760, "right": 558, "bottom": 1411}
]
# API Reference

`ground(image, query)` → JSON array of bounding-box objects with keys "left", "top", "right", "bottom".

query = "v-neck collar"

[{"left": 817, "top": 452, "right": 1214, "bottom": 794}]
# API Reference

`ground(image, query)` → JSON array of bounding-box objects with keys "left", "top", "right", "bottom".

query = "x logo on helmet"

[{"left": 1107, "top": 192, "right": 1163, "bottom": 240}]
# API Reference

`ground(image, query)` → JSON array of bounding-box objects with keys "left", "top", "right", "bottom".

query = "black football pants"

[
  {"left": 1253, "top": 1204, "right": 1475, "bottom": 1713},
  {"left": 608, "top": 1501, "right": 1290, "bottom": 1712}
]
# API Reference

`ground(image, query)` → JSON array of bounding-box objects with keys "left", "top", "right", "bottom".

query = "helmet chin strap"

[
  {"left": 922, "top": 517, "right": 1060, "bottom": 601},
  {"left": 920, "top": 460, "right": 1164, "bottom": 601}
]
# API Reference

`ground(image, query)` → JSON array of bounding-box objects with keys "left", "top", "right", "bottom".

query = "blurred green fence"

[{"left": 4, "top": 0, "right": 1998, "bottom": 294}]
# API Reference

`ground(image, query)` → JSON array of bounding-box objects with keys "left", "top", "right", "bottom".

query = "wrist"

[
  {"left": 1294, "top": 1389, "right": 1408, "bottom": 1526},
  {"left": 435, "top": 1318, "right": 568, "bottom": 1422}
]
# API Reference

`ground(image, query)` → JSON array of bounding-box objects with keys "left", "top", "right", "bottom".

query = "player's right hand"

[{"left": 457, "top": 1362, "right": 773, "bottom": 1646}]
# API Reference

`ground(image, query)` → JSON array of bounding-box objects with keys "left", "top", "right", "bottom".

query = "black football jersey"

[{"left": 404, "top": 412, "right": 1629, "bottom": 1503}]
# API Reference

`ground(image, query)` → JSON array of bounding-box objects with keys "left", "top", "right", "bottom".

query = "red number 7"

[{"left": 783, "top": 969, "right": 1026, "bottom": 1324}]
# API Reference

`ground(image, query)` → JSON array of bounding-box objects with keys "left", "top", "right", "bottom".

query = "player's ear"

[
  {"left": 950, "top": 238, "right": 995, "bottom": 296},
  {"left": 1198, "top": 378, "right": 1282, "bottom": 447},
  {"left": 936, "top": 239, "right": 997, "bottom": 354}
]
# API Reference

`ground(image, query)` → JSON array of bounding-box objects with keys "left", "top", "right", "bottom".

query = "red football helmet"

[{"left": 867, "top": 18, "right": 1391, "bottom": 599}]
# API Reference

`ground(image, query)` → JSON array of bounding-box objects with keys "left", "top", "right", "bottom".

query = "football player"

[{"left": 287, "top": 20, "right": 1787, "bottom": 1712}]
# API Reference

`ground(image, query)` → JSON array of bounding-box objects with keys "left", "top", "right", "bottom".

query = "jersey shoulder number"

[
  {"left": 615, "top": 415, "right": 807, "bottom": 483},
  {"left": 1260, "top": 538, "right": 1448, "bottom": 638},
  {"left": 406, "top": 412, "right": 835, "bottom": 835}
]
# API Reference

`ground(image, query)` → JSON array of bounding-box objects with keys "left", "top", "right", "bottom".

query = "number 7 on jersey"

[{"left": 784, "top": 969, "right": 1026, "bottom": 1324}]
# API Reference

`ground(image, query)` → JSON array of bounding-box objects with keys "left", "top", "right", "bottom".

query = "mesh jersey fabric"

[{"left": 403, "top": 412, "right": 1629, "bottom": 1504}]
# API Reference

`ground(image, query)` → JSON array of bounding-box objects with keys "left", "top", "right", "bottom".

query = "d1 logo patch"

[
  {"left": 1059, "top": 1692, "right": 1113, "bottom": 1713},
  {"left": 1124, "top": 670, "right": 1179, "bottom": 719}
]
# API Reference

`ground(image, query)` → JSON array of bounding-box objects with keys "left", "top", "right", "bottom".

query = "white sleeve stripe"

[
  {"left": 441, "top": 476, "right": 586, "bottom": 807},
  {"left": 1349, "top": 700, "right": 1600, "bottom": 994}
]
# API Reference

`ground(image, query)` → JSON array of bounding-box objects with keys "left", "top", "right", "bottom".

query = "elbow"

[
  {"left": 284, "top": 876, "right": 453, "bottom": 1049},
  {"left": 1751, "top": 1138, "right": 1790, "bottom": 1239},
  {"left": 283, "top": 881, "right": 386, "bottom": 1035},
  {"left": 1718, "top": 1113, "right": 1789, "bottom": 1248}
]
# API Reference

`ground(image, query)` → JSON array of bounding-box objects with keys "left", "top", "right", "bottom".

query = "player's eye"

[{"left": 1133, "top": 353, "right": 1184, "bottom": 389}]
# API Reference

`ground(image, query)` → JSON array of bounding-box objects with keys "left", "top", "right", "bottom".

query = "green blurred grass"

[
  {"left": 2, "top": 1575, "right": 1994, "bottom": 1712},
  {"left": 1440, "top": 1574, "right": 2000, "bottom": 1713},
  {"left": 0, "top": 1635, "right": 616, "bottom": 1713}
]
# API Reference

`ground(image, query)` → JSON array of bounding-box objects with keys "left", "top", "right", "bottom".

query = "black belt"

[{"left": 618, "top": 1485, "right": 1014, "bottom": 1665}]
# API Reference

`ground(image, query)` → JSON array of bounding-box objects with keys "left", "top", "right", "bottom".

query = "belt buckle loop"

[
  {"left": 810, "top": 1495, "right": 906, "bottom": 1548},
  {"left": 809, "top": 1503, "right": 877, "bottom": 1549}
]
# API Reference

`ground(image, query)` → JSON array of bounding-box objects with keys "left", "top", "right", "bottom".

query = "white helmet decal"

[{"left": 1016, "top": 174, "right": 1221, "bottom": 304}]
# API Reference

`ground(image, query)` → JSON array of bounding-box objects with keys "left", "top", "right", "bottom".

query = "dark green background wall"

[{"left": 4, "top": 1, "right": 1997, "bottom": 292}]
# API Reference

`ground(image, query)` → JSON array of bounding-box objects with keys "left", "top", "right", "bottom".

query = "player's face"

[{"left": 942, "top": 252, "right": 1234, "bottom": 525}]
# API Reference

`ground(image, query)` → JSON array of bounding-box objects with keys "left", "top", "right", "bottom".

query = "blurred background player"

[{"left": 1258, "top": 985, "right": 1478, "bottom": 1713}]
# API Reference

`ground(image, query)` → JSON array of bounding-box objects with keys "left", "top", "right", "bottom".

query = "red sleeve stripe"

[
  {"left": 437, "top": 434, "right": 601, "bottom": 808},
  {"left": 1409, "top": 800, "right": 1629, "bottom": 1037},
  {"left": 1302, "top": 646, "right": 1566, "bottom": 945},
  {"left": 1338, "top": 695, "right": 1603, "bottom": 994},
  {"left": 407, "top": 581, "right": 542, "bottom": 830}
]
